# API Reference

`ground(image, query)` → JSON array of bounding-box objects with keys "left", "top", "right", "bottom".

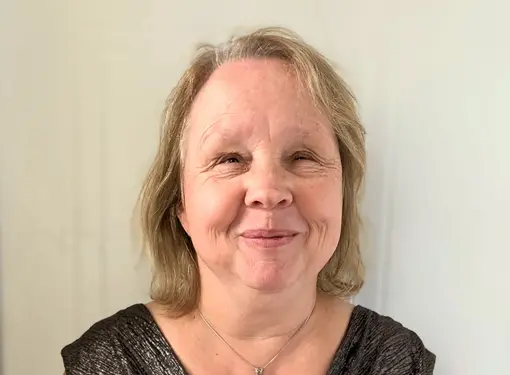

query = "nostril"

[{"left": 245, "top": 186, "right": 293, "bottom": 209}]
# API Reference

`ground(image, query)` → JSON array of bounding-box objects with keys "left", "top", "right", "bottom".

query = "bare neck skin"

[{"left": 197, "top": 265, "right": 320, "bottom": 341}]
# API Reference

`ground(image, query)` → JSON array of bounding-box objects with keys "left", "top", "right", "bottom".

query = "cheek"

[
  {"left": 300, "top": 177, "right": 343, "bottom": 248},
  {"left": 183, "top": 178, "right": 242, "bottom": 237}
]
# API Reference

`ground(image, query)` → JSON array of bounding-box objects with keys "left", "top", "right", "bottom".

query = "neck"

[{"left": 197, "top": 271, "right": 318, "bottom": 340}]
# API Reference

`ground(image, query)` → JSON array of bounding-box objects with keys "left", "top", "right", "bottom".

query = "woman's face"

[{"left": 179, "top": 59, "right": 343, "bottom": 292}]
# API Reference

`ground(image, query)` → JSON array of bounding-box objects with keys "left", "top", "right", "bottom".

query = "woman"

[{"left": 62, "top": 27, "right": 435, "bottom": 375}]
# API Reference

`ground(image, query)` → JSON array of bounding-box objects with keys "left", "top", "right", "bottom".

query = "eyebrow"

[
  {"left": 196, "top": 114, "right": 334, "bottom": 152},
  {"left": 197, "top": 112, "right": 241, "bottom": 150}
]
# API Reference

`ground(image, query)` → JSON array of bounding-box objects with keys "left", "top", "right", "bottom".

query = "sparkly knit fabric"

[{"left": 62, "top": 304, "right": 436, "bottom": 374}]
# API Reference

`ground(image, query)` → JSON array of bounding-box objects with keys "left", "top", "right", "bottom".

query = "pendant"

[{"left": 254, "top": 368, "right": 264, "bottom": 375}]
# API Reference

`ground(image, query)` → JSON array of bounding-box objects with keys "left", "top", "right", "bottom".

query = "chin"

[{"left": 238, "top": 263, "right": 303, "bottom": 292}]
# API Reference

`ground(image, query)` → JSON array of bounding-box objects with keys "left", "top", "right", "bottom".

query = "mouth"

[{"left": 240, "top": 229, "right": 299, "bottom": 248}]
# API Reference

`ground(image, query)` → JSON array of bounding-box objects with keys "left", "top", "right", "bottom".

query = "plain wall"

[{"left": 1, "top": 1, "right": 509, "bottom": 374}]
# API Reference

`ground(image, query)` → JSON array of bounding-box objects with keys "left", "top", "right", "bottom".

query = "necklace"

[{"left": 198, "top": 302, "right": 316, "bottom": 375}]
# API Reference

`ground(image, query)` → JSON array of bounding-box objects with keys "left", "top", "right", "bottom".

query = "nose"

[{"left": 244, "top": 165, "right": 293, "bottom": 210}]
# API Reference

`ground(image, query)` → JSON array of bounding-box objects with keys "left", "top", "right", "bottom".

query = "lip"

[
  {"left": 241, "top": 229, "right": 299, "bottom": 238},
  {"left": 240, "top": 229, "right": 299, "bottom": 248}
]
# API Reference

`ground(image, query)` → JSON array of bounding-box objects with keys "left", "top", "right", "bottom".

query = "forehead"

[{"left": 186, "top": 59, "right": 331, "bottom": 144}]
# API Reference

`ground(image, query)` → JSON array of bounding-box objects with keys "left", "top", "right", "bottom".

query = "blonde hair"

[{"left": 139, "top": 27, "right": 366, "bottom": 316}]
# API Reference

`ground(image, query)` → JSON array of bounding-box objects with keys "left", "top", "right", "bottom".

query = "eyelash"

[
  {"left": 292, "top": 151, "right": 316, "bottom": 161},
  {"left": 215, "top": 150, "right": 317, "bottom": 165},
  {"left": 217, "top": 153, "right": 243, "bottom": 164}
]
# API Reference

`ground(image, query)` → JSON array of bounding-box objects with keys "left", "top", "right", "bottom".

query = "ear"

[{"left": 177, "top": 203, "right": 189, "bottom": 234}]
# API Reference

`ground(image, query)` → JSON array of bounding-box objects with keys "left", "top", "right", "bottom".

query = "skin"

[{"left": 148, "top": 59, "right": 353, "bottom": 375}]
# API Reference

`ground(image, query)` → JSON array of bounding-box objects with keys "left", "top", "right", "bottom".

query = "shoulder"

[
  {"left": 347, "top": 305, "right": 436, "bottom": 374},
  {"left": 61, "top": 304, "right": 152, "bottom": 375}
]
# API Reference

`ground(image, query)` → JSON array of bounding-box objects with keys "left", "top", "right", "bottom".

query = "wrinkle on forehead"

[{"left": 183, "top": 58, "right": 334, "bottom": 159}]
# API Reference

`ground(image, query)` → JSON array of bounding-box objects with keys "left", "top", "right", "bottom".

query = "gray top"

[{"left": 62, "top": 304, "right": 436, "bottom": 374}]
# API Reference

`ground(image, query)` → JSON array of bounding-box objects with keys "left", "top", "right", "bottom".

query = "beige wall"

[{"left": 1, "top": 1, "right": 509, "bottom": 374}]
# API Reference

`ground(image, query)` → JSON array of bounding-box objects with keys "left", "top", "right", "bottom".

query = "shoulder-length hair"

[{"left": 138, "top": 27, "right": 366, "bottom": 316}]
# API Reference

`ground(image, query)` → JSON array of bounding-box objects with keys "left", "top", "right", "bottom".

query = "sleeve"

[
  {"left": 376, "top": 329, "right": 436, "bottom": 375},
  {"left": 61, "top": 319, "right": 128, "bottom": 375}
]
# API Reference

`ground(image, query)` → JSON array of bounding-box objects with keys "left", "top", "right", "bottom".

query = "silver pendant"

[{"left": 254, "top": 368, "right": 264, "bottom": 375}]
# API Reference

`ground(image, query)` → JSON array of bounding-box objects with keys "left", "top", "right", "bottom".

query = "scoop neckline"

[{"left": 135, "top": 302, "right": 364, "bottom": 375}]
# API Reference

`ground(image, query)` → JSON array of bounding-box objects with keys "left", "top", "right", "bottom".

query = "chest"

[{"left": 163, "top": 332, "right": 343, "bottom": 375}]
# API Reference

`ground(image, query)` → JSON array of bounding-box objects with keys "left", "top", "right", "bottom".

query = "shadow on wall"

[{"left": 0, "top": 199, "right": 4, "bottom": 375}]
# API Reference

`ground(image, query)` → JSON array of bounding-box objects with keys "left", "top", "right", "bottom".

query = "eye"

[
  {"left": 292, "top": 151, "right": 316, "bottom": 161},
  {"left": 217, "top": 153, "right": 243, "bottom": 164}
]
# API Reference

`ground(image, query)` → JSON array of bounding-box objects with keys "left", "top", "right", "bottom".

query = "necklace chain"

[{"left": 198, "top": 303, "right": 315, "bottom": 375}]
